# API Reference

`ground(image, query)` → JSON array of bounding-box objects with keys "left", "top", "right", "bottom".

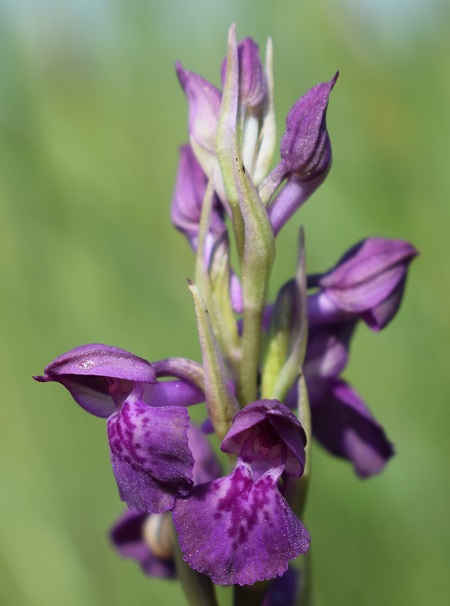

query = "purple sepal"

[
  {"left": 172, "top": 461, "right": 310, "bottom": 586},
  {"left": 171, "top": 144, "right": 225, "bottom": 248},
  {"left": 34, "top": 344, "right": 157, "bottom": 418},
  {"left": 310, "top": 379, "right": 394, "bottom": 478},
  {"left": 110, "top": 510, "right": 175, "bottom": 579},
  {"left": 280, "top": 73, "right": 337, "bottom": 179},
  {"left": 221, "top": 400, "right": 307, "bottom": 478},
  {"left": 176, "top": 63, "right": 222, "bottom": 153},
  {"left": 108, "top": 400, "right": 194, "bottom": 513},
  {"left": 304, "top": 321, "right": 356, "bottom": 380},
  {"left": 361, "top": 276, "right": 406, "bottom": 331},
  {"left": 221, "top": 37, "right": 266, "bottom": 114},
  {"left": 309, "top": 238, "right": 418, "bottom": 330}
]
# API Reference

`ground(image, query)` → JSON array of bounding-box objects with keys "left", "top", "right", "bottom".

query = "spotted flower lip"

[
  {"left": 308, "top": 237, "right": 418, "bottom": 330},
  {"left": 172, "top": 399, "right": 310, "bottom": 586},
  {"left": 110, "top": 421, "right": 222, "bottom": 578}
]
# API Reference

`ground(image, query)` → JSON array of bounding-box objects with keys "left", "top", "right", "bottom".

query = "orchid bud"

[
  {"left": 280, "top": 73, "right": 337, "bottom": 180},
  {"left": 221, "top": 37, "right": 267, "bottom": 118},
  {"left": 176, "top": 63, "right": 222, "bottom": 155},
  {"left": 264, "top": 74, "right": 337, "bottom": 234},
  {"left": 171, "top": 144, "right": 225, "bottom": 249}
]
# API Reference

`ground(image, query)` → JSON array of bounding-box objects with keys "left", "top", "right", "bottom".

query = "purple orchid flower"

[
  {"left": 263, "top": 74, "right": 337, "bottom": 234},
  {"left": 308, "top": 237, "right": 418, "bottom": 330},
  {"left": 34, "top": 344, "right": 205, "bottom": 513},
  {"left": 172, "top": 399, "right": 310, "bottom": 586},
  {"left": 110, "top": 422, "right": 222, "bottom": 578}
]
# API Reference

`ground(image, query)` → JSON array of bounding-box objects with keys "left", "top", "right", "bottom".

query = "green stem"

[
  {"left": 172, "top": 525, "right": 219, "bottom": 606},
  {"left": 233, "top": 581, "right": 270, "bottom": 606}
]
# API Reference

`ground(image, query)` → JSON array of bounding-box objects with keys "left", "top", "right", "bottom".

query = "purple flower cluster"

[{"left": 34, "top": 24, "right": 417, "bottom": 600}]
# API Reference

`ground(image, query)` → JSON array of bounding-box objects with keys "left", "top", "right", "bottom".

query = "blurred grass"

[{"left": 0, "top": 1, "right": 449, "bottom": 605}]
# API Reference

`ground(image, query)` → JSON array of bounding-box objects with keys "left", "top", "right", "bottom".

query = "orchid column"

[{"left": 35, "top": 24, "right": 416, "bottom": 606}]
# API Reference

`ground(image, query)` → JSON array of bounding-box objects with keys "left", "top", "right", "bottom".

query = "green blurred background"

[{"left": 1, "top": 1, "right": 449, "bottom": 604}]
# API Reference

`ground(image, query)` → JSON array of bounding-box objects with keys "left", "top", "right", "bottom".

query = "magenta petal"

[
  {"left": 172, "top": 462, "right": 310, "bottom": 585},
  {"left": 110, "top": 509, "right": 175, "bottom": 579},
  {"left": 34, "top": 343, "right": 157, "bottom": 418},
  {"left": 319, "top": 238, "right": 418, "bottom": 313},
  {"left": 108, "top": 401, "right": 194, "bottom": 513},
  {"left": 311, "top": 380, "right": 394, "bottom": 478},
  {"left": 41, "top": 343, "right": 157, "bottom": 382},
  {"left": 221, "top": 400, "right": 306, "bottom": 478},
  {"left": 361, "top": 276, "right": 406, "bottom": 331}
]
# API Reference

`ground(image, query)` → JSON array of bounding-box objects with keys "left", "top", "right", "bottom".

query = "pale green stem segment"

[
  {"left": 297, "top": 372, "right": 312, "bottom": 495},
  {"left": 188, "top": 281, "right": 240, "bottom": 441},
  {"left": 172, "top": 525, "right": 219, "bottom": 606},
  {"left": 296, "top": 550, "right": 313, "bottom": 606},
  {"left": 252, "top": 37, "right": 277, "bottom": 188},
  {"left": 260, "top": 281, "right": 293, "bottom": 399},
  {"left": 216, "top": 24, "right": 245, "bottom": 261},
  {"left": 233, "top": 581, "right": 270, "bottom": 606},
  {"left": 195, "top": 176, "right": 241, "bottom": 380},
  {"left": 270, "top": 228, "right": 308, "bottom": 402},
  {"left": 231, "top": 132, "right": 275, "bottom": 405}
]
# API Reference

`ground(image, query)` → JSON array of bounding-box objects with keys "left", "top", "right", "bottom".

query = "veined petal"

[
  {"left": 318, "top": 238, "right": 418, "bottom": 315},
  {"left": 34, "top": 343, "right": 157, "bottom": 418},
  {"left": 310, "top": 379, "right": 394, "bottom": 478},
  {"left": 39, "top": 343, "right": 157, "bottom": 382},
  {"left": 108, "top": 401, "right": 194, "bottom": 513},
  {"left": 172, "top": 462, "right": 310, "bottom": 585}
]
